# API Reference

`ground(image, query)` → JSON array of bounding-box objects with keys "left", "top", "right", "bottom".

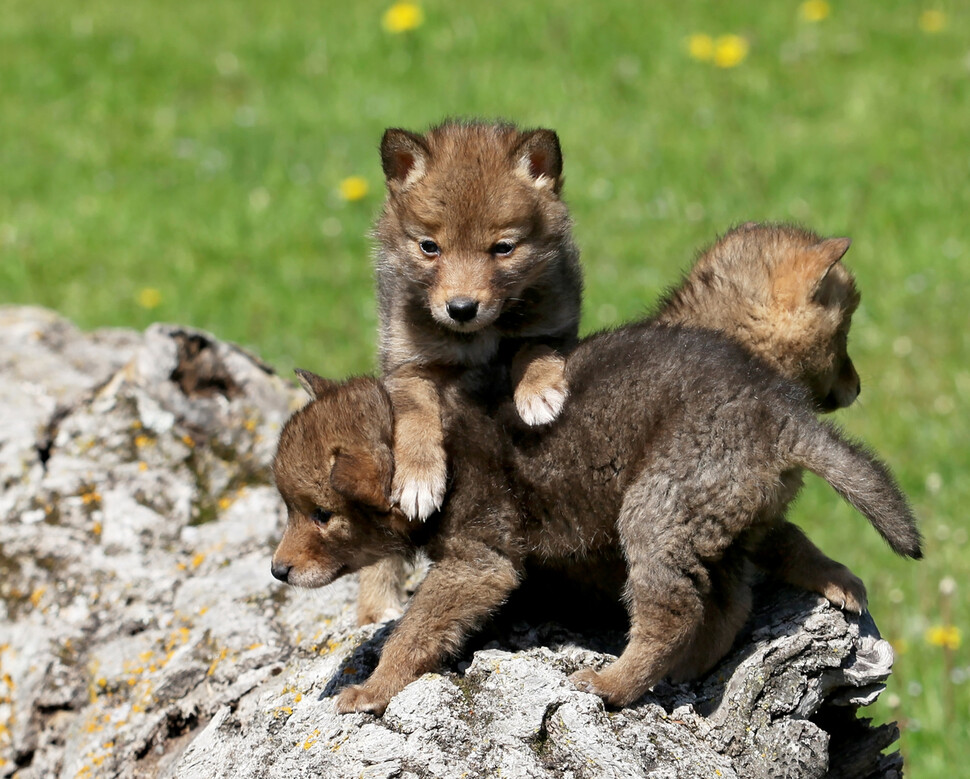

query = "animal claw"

[{"left": 393, "top": 469, "right": 446, "bottom": 522}]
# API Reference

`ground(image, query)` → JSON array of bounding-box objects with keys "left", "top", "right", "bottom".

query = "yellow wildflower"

[
  {"left": 338, "top": 176, "right": 369, "bottom": 202},
  {"left": 918, "top": 10, "right": 945, "bottom": 33},
  {"left": 799, "top": 0, "right": 831, "bottom": 22},
  {"left": 136, "top": 288, "right": 162, "bottom": 310},
  {"left": 686, "top": 34, "right": 714, "bottom": 62},
  {"left": 382, "top": 3, "right": 423, "bottom": 34},
  {"left": 925, "top": 625, "right": 961, "bottom": 650},
  {"left": 713, "top": 35, "right": 749, "bottom": 68}
]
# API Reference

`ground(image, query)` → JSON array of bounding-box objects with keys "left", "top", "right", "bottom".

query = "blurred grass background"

[{"left": 1, "top": 0, "right": 967, "bottom": 772}]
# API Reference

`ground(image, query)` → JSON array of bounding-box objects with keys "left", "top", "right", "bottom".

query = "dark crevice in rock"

[
  {"left": 134, "top": 707, "right": 202, "bottom": 763},
  {"left": 36, "top": 405, "right": 72, "bottom": 470},
  {"left": 170, "top": 333, "right": 242, "bottom": 400},
  {"left": 14, "top": 748, "right": 35, "bottom": 768},
  {"left": 529, "top": 700, "right": 563, "bottom": 762},
  {"left": 811, "top": 705, "right": 903, "bottom": 779}
]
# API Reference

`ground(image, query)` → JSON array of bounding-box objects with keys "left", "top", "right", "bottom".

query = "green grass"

[{"left": 2, "top": 0, "right": 968, "bottom": 772}]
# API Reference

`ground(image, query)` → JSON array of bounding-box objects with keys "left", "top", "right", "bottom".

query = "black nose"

[
  {"left": 271, "top": 561, "right": 291, "bottom": 583},
  {"left": 446, "top": 297, "right": 479, "bottom": 323}
]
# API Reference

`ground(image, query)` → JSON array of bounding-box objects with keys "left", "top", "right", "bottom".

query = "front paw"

[
  {"left": 570, "top": 668, "right": 609, "bottom": 699},
  {"left": 357, "top": 603, "right": 404, "bottom": 627},
  {"left": 515, "top": 382, "right": 567, "bottom": 426},
  {"left": 336, "top": 684, "right": 390, "bottom": 716},
  {"left": 392, "top": 453, "right": 447, "bottom": 522}
]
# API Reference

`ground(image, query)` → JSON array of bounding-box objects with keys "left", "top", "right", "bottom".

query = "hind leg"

[
  {"left": 570, "top": 481, "right": 709, "bottom": 706},
  {"left": 749, "top": 520, "right": 867, "bottom": 613},
  {"left": 670, "top": 547, "right": 753, "bottom": 681},
  {"left": 570, "top": 552, "right": 705, "bottom": 706}
]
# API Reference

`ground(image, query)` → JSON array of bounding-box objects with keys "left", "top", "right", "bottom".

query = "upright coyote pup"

[
  {"left": 375, "top": 120, "right": 582, "bottom": 520},
  {"left": 359, "top": 121, "right": 582, "bottom": 624}
]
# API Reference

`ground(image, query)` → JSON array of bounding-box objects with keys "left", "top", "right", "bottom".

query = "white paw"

[
  {"left": 393, "top": 471, "right": 446, "bottom": 522},
  {"left": 516, "top": 386, "right": 567, "bottom": 426}
]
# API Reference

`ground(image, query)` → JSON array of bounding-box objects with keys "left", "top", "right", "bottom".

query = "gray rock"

[{"left": 0, "top": 306, "right": 903, "bottom": 778}]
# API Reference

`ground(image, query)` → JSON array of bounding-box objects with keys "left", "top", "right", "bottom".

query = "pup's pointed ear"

[
  {"left": 513, "top": 129, "right": 563, "bottom": 192},
  {"left": 772, "top": 237, "right": 852, "bottom": 308},
  {"left": 380, "top": 129, "right": 430, "bottom": 192},
  {"left": 295, "top": 369, "right": 337, "bottom": 400},
  {"left": 810, "top": 237, "right": 854, "bottom": 305},
  {"left": 330, "top": 447, "right": 393, "bottom": 512},
  {"left": 816, "top": 237, "right": 851, "bottom": 265}
]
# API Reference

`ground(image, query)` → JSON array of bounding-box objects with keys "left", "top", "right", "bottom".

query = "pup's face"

[
  {"left": 377, "top": 122, "right": 573, "bottom": 333},
  {"left": 786, "top": 256, "right": 861, "bottom": 412},
  {"left": 706, "top": 225, "right": 862, "bottom": 412},
  {"left": 271, "top": 373, "right": 408, "bottom": 588}
]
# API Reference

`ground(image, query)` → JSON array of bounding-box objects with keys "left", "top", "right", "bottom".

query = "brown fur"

[
  {"left": 359, "top": 121, "right": 582, "bottom": 624},
  {"left": 374, "top": 120, "right": 582, "bottom": 520},
  {"left": 654, "top": 223, "right": 866, "bottom": 619},
  {"left": 272, "top": 326, "right": 920, "bottom": 715},
  {"left": 657, "top": 222, "right": 861, "bottom": 411}
]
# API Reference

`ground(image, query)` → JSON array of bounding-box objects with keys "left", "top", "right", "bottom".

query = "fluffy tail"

[{"left": 790, "top": 420, "right": 922, "bottom": 559}]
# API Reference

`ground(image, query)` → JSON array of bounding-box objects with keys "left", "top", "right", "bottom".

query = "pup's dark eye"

[
  {"left": 310, "top": 508, "right": 332, "bottom": 525},
  {"left": 491, "top": 241, "right": 516, "bottom": 257},
  {"left": 418, "top": 239, "right": 440, "bottom": 257}
]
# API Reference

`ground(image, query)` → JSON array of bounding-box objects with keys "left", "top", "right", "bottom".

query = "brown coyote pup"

[
  {"left": 512, "top": 223, "right": 870, "bottom": 638},
  {"left": 358, "top": 120, "right": 582, "bottom": 625},
  {"left": 271, "top": 327, "right": 920, "bottom": 715},
  {"left": 375, "top": 120, "right": 582, "bottom": 521},
  {"left": 652, "top": 222, "right": 868, "bottom": 617}
]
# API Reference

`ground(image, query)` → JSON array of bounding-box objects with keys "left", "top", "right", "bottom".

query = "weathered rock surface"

[{"left": 0, "top": 306, "right": 902, "bottom": 778}]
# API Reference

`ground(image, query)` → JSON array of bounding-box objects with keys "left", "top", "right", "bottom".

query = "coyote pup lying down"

[{"left": 271, "top": 327, "right": 920, "bottom": 715}]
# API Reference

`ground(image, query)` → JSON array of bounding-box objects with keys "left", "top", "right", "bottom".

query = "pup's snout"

[
  {"left": 446, "top": 297, "right": 479, "bottom": 323},
  {"left": 271, "top": 561, "right": 292, "bottom": 583}
]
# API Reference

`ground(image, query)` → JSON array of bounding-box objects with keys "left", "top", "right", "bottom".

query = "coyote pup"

[
  {"left": 375, "top": 121, "right": 582, "bottom": 521},
  {"left": 271, "top": 327, "right": 920, "bottom": 715},
  {"left": 654, "top": 222, "right": 868, "bottom": 616},
  {"left": 514, "top": 223, "right": 870, "bottom": 641},
  {"left": 357, "top": 121, "right": 581, "bottom": 625}
]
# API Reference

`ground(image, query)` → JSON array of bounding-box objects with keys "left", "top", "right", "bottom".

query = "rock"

[{"left": 0, "top": 306, "right": 903, "bottom": 778}]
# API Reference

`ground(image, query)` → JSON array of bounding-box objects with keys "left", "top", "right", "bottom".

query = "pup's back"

[
  {"left": 495, "top": 323, "right": 918, "bottom": 562},
  {"left": 495, "top": 326, "right": 809, "bottom": 553}
]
